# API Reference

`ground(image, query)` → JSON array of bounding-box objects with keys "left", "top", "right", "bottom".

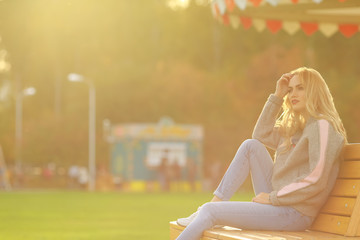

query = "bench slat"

[
  {"left": 320, "top": 197, "right": 356, "bottom": 216},
  {"left": 311, "top": 213, "right": 350, "bottom": 235},
  {"left": 332, "top": 179, "right": 360, "bottom": 197},
  {"left": 344, "top": 144, "right": 360, "bottom": 160},
  {"left": 338, "top": 161, "right": 360, "bottom": 179},
  {"left": 345, "top": 189, "right": 360, "bottom": 237}
]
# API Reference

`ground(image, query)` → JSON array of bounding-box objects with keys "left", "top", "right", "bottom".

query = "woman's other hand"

[
  {"left": 275, "top": 73, "right": 294, "bottom": 99},
  {"left": 252, "top": 192, "right": 271, "bottom": 204}
]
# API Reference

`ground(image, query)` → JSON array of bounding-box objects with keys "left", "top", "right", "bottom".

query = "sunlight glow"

[
  {"left": 23, "top": 87, "right": 36, "bottom": 96},
  {"left": 68, "top": 73, "right": 85, "bottom": 82},
  {"left": 167, "top": 0, "right": 190, "bottom": 10}
]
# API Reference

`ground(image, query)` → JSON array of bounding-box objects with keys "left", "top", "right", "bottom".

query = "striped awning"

[{"left": 211, "top": 0, "right": 360, "bottom": 37}]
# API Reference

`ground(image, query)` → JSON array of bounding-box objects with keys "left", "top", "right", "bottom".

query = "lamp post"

[
  {"left": 15, "top": 86, "right": 36, "bottom": 168},
  {"left": 68, "top": 73, "right": 96, "bottom": 191}
]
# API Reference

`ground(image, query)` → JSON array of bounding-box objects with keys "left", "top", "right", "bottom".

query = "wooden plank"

[
  {"left": 320, "top": 197, "right": 356, "bottom": 216},
  {"left": 236, "top": 232, "right": 300, "bottom": 240},
  {"left": 170, "top": 221, "right": 185, "bottom": 231},
  {"left": 204, "top": 227, "right": 299, "bottom": 240},
  {"left": 344, "top": 144, "right": 360, "bottom": 160},
  {"left": 332, "top": 179, "right": 360, "bottom": 197},
  {"left": 170, "top": 222, "right": 182, "bottom": 240},
  {"left": 296, "top": 230, "right": 360, "bottom": 240},
  {"left": 345, "top": 189, "right": 360, "bottom": 236},
  {"left": 338, "top": 161, "right": 360, "bottom": 179},
  {"left": 170, "top": 222, "right": 216, "bottom": 240},
  {"left": 246, "top": 230, "right": 360, "bottom": 240},
  {"left": 311, "top": 213, "right": 350, "bottom": 235}
]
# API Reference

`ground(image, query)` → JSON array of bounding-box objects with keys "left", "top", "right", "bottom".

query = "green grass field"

[{"left": 0, "top": 191, "right": 253, "bottom": 240}]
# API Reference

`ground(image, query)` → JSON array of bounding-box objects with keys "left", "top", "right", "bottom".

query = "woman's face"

[{"left": 288, "top": 75, "right": 307, "bottom": 114}]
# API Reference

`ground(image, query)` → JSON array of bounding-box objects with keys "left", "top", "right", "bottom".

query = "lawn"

[{"left": 0, "top": 191, "right": 253, "bottom": 240}]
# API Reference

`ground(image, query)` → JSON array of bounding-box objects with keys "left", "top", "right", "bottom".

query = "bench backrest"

[{"left": 310, "top": 143, "right": 360, "bottom": 236}]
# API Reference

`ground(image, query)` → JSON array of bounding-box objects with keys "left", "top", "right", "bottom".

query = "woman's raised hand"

[{"left": 274, "top": 73, "right": 294, "bottom": 99}]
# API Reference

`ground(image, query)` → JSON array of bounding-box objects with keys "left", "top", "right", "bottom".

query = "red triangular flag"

[
  {"left": 249, "top": 0, "right": 262, "bottom": 7},
  {"left": 301, "top": 22, "right": 318, "bottom": 36},
  {"left": 267, "top": 20, "right": 282, "bottom": 34},
  {"left": 240, "top": 16, "right": 252, "bottom": 29},
  {"left": 291, "top": 0, "right": 299, "bottom": 3},
  {"left": 222, "top": 14, "right": 230, "bottom": 26},
  {"left": 339, "top": 24, "right": 358, "bottom": 37},
  {"left": 225, "top": 0, "right": 235, "bottom": 12}
]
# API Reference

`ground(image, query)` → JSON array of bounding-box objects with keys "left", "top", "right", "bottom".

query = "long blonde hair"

[{"left": 276, "top": 67, "right": 347, "bottom": 152}]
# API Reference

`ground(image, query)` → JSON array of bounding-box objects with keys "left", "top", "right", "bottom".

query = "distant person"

[
  {"left": 113, "top": 175, "right": 123, "bottom": 190},
  {"left": 42, "top": 164, "right": 53, "bottom": 180},
  {"left": 175, "top": 67, "right": 347, "bottom": 240},
  {"left": 68, "top": 165, "right": 79, "bottom": 188},
  {"left": 78, "top": 167, "right": 89, "bottom": 189},
  {"left": 14, "top": 164, "right": 24, "bottom": 188},
  {"left": 158, "top": 149, "right": 170, "bottom": 191}
]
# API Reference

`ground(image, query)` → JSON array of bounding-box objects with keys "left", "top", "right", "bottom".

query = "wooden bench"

[{"left": 170, "top": 143, "right": 360, "bottom": 240}]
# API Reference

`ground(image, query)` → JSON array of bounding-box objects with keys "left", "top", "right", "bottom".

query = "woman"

[{"left": 175, "top": 67, "right": 347, "bottom": 240}]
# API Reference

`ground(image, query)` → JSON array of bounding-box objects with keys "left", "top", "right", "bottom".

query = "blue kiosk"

[{"left": 104, "top": 117, "right": 203, "bottom": 192}]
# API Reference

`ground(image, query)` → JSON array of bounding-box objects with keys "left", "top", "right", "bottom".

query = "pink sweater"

[{"left": 252, "top": 94, "right": 345, "bottom": 217}]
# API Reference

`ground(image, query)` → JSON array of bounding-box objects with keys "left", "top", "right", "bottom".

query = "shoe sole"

[{"left": 176, "top": 220, "right": 188, "bottom": 227}]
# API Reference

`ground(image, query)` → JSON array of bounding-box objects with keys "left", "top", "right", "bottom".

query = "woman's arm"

[
  {"left": 269, "top": 119, "right": 344, "bottom": 206},
  {"left": 252, "top": 95, "right": 283, "bottom": 150},
  {"left": 252, "top": 73, "right": 293, "bottom": 150}
]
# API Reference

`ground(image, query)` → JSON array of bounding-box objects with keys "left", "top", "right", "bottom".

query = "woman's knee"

[
  {"left": 239, "top": 139, "right": 264, "bottom": 152},
  {"left": 199, "top": 202, "right": 217, "bottom": 218}
]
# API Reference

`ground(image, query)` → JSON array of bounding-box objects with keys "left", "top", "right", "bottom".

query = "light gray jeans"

[{"left": 176, "top": 139, "right": 314, "bottom": 240}]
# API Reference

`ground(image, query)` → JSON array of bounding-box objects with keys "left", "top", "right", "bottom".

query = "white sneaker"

[
  {"left": 176, "top": 206, "right": 224, "bottom": 228},
  {"left": 177, "top": 206, "right": 201, "bottom": 227}
]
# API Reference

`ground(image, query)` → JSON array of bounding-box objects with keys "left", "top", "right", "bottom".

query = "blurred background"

[
  {"left": 0, "top": 0, "right": 359, "bottom": 238},
  {"left": 0, "top": 0, "right": 359, "bottom": 191}
]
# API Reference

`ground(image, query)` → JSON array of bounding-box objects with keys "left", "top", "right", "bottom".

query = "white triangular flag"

[
  {"left": 234, "top": 0, "right": 247, "bottom": 10},
  {"left": 253, "top": 18, "right": 266, "bottom": 32},
  {"left": 312, "top": 0, "right": 323, "bottom": 3},
  {"left": 319, "top": 23, "right": 338, "bottom": 38},
  {"left": 266, "top": 0, "right": 279, "bottom": 6},
  {"left": 283, "top": 21, "right": 301, "bottom": 35},
  {"left": 229, "top": 14, "right": 240, "bottom": 29},
  {"left": 216, "top": 0, "right": 227, "bottom": 15}
]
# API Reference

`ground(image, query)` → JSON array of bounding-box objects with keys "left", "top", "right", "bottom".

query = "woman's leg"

[
  {"left": 176, "top": 201, "right": 313, "bottom": 240},
  {"left": 177, "top": 139, "right": 274, "bottom": 227},
  {"left": 214, "top": 139, "right": 274, "bottom": 201}
]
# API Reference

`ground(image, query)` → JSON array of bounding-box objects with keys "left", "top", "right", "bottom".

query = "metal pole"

[
  {"left": 88, "top": 83, "right": 96, "bottom": 191},
  {"left": 15, "top": 76, "right": 23, "bottom": 168}
]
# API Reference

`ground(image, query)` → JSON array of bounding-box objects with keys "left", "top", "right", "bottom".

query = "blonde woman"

[{"left": 175, "top": 67, "right": 347, "bottom": 240}]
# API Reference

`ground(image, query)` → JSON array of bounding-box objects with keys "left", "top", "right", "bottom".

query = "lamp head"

[
  {"left": 23, "top": 87, "right": 36, "bottom": 96},
  {"left": 68, "top": 73, "right": 84, "bottom": 82}
]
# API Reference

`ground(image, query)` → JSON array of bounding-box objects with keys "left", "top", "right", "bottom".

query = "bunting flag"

[{"left": 212, "top": 0, "right": 360, "bottom": 38}]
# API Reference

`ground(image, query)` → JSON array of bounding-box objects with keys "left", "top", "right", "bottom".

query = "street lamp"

[
  {"left": 68, "top": 73, "right": 96, "bottom": 191},
  {"left": 15, "top": 86, "right": 36, "bottom": 168}
]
